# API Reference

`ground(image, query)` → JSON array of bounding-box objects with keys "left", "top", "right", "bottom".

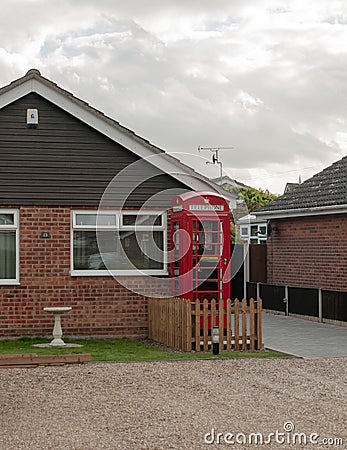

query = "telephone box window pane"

[
  {"left": 198, "top": 244, "right": 219, "bottom": 256},
  {"left": 173, "top": 222, "right": 180, "bottom": 246},
  {"left": 200, "top": 221, "right": 219, "bottom": 232},
  {"left": 197, "top": 268, "right": 218, "bottom": 280},
  {"left": 197, "top": 258, "right": 218, "bottom": 268},
  {"left": 199, "top": 281, "right": 218, "bottom": 291}
]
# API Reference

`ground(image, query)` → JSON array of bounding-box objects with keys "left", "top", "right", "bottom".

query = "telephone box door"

[{"left": 191, "top": 217, "right": 230, "bottom": 301}]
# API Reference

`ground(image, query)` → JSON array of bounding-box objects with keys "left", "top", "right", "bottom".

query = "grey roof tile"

[{"left": 257, "top": 155, "right": 347, "bottom": 212}]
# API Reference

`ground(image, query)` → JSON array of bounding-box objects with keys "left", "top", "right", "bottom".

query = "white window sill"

[{"left": 70, "top": 270, "right": 168, "bottom": 277}]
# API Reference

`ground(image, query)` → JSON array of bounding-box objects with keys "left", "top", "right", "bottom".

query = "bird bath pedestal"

[{"left": 43, "top": 306, "right": 72, "bottom": 347}]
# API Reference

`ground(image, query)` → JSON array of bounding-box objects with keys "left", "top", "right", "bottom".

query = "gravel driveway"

[{"left": 0, "top": 358, "right": 346, "bottom": 449}]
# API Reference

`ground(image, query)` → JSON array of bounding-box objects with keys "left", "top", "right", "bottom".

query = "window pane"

[
  {"left": 259, "top": 226, "right": 266, "bottom": 235},
  {"left": 73, "top": 231, "right": 127, "bottom": 270},
  {"left": 251, "top": 225, "right": 258, "bottom": 237},
  {"left": 97, "top": 215, "right": 117, "bottom": 227},
  {"left": 75, "top": 214, "right": 117, "bottom": 227},
  {"left": 240, "top": 227, "right": 248, "bottom": 237},
  {"left": 0, "top": 231, "right": 16, "bottom": 279},
  {"left": 73, "top": 230, "right": 164, "bottom": 271},
  {"left": 0, "top": 214, "right": 14, "bottom": 226},
  {"left": 74, "top": 231, "right": 97, "bottom": 269},
  {"left": 75, "top": 214, "right": 97, "bottom": 226},
  {"left": 120, "top": 231, "right": 164, "bottom": 269},
  {"left": 122, "top": 214, "right": 162, "bottom": 226}
]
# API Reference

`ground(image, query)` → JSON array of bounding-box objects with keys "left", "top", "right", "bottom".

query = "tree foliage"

[
  {"left": 237, "top": 186, "right": 278, "bottom": 212},
  {"left": 226, "top": 185, "right": 278, "bottom": 213}
]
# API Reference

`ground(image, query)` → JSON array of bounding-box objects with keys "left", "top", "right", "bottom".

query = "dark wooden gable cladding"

[{"left": 0, "top": 92, "right": 188, "bottom": 207}]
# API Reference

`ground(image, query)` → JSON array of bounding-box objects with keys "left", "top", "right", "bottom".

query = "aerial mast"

[{"left": 197, "top": 146, "right": 233, "bottom": 183}]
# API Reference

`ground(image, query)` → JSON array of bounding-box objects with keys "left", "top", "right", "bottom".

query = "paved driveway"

[{"left": 262, "top": 312, "right": 347, "bottom": 357}]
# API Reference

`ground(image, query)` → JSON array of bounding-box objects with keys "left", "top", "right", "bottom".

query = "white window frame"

[
  {"left": 121, "top": 210, "right": 165, "bottom": 229},
  {"left": 73, "top": 211, "right": 119, "bottom": 229},
  {"left": 0, "top": 209, "right": 20, "bottom": 285},
  {"left": 71, "top": 209, "right": 167, "bottom": 276},
  {"left": 240, "top": 222, "right": 267, "bottom": 244},
  {"left": 240, "top": 225, "right": 249, "bottom": 238}
]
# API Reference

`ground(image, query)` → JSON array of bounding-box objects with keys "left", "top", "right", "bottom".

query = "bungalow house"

[
  {"left": 0, "top": 69, "right": 236, "bottom": 337},
  {"left": 255, "top": 155, "right": 347, "bottom": 292}
]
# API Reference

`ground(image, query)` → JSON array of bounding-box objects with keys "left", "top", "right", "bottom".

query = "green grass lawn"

[{"left": 0, "top": 337, "right": 290, "bottom": 362}]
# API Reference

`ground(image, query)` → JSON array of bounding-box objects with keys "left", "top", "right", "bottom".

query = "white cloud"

[{"left": 0, "top": 0, "right": 347, "bottom": 193}]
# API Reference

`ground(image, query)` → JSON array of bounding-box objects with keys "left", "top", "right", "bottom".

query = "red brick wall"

[
  {"left": 0, "top": 206, "right": 169, "bottom": 337},
  {"left": 267, "top": 213, "right": 347, "bottom": 291}
]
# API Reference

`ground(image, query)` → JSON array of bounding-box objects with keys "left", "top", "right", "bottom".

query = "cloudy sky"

[{"left": 1, "top": 0, "right": 347, "bottom": 193}]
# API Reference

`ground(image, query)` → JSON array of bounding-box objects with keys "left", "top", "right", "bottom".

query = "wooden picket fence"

[{"left": 148, "top": 297, "right": 263, "bottom": 352}]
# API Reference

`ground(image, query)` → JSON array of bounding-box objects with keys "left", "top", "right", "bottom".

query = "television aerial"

[{"left": 197, "top": 146, "right": 233, "bottom": 183}]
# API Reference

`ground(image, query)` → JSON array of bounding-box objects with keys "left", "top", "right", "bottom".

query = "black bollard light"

[{"left": 212, "top": 326, "right": 219, "bottom": 355}]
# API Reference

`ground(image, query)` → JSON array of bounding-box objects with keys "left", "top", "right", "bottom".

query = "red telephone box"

[{"left": 170, "top": 191, "right": 230, "bottom": 301}]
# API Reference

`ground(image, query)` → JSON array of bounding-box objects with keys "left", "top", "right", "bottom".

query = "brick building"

[
  {"left": 0, "top": 69, "right": 236, "bottom": 337},
  {"left": 255, "top": 156, "right": 347, "bottom": 291}
]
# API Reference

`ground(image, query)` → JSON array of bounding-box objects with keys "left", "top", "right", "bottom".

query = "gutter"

[{"left": 254, "top": 204, "right": 347, "bottom": 220}]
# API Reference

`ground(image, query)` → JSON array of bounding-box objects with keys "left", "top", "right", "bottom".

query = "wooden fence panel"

[
  {"left": 211, "top": 298, "right": 216, "bottom": 329},
  {"left": 250, "top": 298, "right": 255, "bottom": 350},
  {"left": 148, "top": 297, "right": 263, "bottom": 353},
  {"left": 242, "top": 298, "right": 247, "bottom": 350},
  {"left": 203, "top": 299, "right": 209, "bottom": 352},
  {"left": 234, "top": 299, "right": 240, "bottom": 351},
  {"left": 226, "top": 299, "right": 231, "bottom": 351},
  {"left": 219, "top": 299, "right": 225, "bottom": 351},
  {"left": 257, "top": 298, "right": 263, "bottom": 350},
  {"left": 194, "top": 300, "right": 200, "bottom": 352}
]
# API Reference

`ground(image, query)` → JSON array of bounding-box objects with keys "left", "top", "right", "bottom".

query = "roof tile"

[{"left": 258, "top": 155, "right": 347, "bottom": 212}]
